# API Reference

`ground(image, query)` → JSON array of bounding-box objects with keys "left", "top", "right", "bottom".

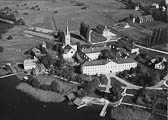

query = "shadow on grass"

[{"left": 70, "top": 33, "right": 87, "bottom": 42}]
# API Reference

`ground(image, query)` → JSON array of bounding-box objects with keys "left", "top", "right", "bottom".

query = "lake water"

[{"left": 0, "top": 75, "right": 111, "bottom": 120}]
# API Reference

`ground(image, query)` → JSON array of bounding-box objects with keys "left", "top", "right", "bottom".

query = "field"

[{"left": 0, "top": 0, "right": 143, "bottom": 65}]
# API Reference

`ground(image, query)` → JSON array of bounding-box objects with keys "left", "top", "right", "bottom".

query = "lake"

[{"left": 0, "top": 75, "right": 111, "bottom": 120}]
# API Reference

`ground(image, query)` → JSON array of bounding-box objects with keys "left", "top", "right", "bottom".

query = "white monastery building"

[{"left": 82, "top": 58, "right": 137, "bottom": 75}]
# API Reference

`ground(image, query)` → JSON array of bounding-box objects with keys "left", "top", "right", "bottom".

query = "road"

[
  {"left": 106, "top": 73, "right": 142, "bottom": 89},
  {"left": 134, "top": 43, "right": 168, "bottom": 55},
  {"left": 105, "top": 73, "right": 168, "bottom": 90}
]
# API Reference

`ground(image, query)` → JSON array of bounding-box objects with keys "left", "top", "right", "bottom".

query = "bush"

[
  {"left": 6, "top": 35, "right": 13, "bottom": 40},
  {"left": 15, "top": 18, "right": 26, "bottom": 25},
  {"left": 50, "top": 81, "right": 60, "bottom": 92},
  {"left": 75, "top": 2, "right": 84, "bottom": 6},
  {"left": 0, "top": 46, "right": 4, "bottom": 52},
  {"left": 28, "top": 77, "right": 40, "bottom": 88},
  {"left": 40, "top": 84, "right": 52, "bottom": 91}
]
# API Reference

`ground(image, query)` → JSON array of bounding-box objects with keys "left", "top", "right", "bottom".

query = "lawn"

[
  {"left": 16, "top": 82, "right": 65, "bottom": 103},
  {"left": 0, "top": 0, "right": 139, "bottom": 66}
]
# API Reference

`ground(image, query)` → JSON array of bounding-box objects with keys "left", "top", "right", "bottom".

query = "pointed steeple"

[{"left": 65, "top": 20, "right": 70, "bottom": 46}]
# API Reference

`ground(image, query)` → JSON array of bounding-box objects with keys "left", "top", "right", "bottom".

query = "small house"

[
  {"left": 23, "top": 59, "right": 37, "bottom": 71},
  {"left": 136, "top": 15, "right": 154, "bottom": 24}
]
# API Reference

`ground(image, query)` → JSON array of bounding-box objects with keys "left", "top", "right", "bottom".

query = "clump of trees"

[
  {"left": 132, "top": 88, "right": 152, "bottom": 106},
  {"left": 98, "top": 49, "right": 113, "bottom": 60},
  {"left": 0, "top": 46, "right": 4, "bottom": 52},
  {"left": 117, "top": 66, "right": 161, "bottom": 87},
  {"left": 0, "top": 11, "right": 16, "bottom": 22},
  {"left": 80, "top": 22, "right": 90, "bottom": 41},
  {"left": 26, "top": 76, "right": 61, "bottom": 92}
]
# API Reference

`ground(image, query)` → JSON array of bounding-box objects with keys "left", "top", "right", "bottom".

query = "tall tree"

[{"left": 80, "top": 22, "right": 90, "bottom": 41}]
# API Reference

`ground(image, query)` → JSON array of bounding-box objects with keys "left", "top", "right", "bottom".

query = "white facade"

[
  {"left": 155, "top": 62, "right": 165, "bottom": 70},
  {"left": 63, "top": 48, "right": 76, "bottom": 61},
  {"left": 24, "top": 59, "right": 37, "bottom": 71},
  {"left": 131, "top": 48, "right": 139, "bottom": 54},
  {"left": 82, "top": 59, "right": 137, "bottom": 75},
  {"left": 102, "top": 26, "right": 117, "bottom": 41}
]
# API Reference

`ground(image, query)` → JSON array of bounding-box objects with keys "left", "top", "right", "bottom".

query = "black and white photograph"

[{"left": 0, "top": 0, "right": 167, "bottom": 120}]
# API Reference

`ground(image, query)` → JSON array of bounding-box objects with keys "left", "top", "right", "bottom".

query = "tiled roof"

[
  {"left": 64, "top": 45, "right": 72, "bottom": 54},
  {"left": 113, "top": 57, "right": 137, "bottom": 64},
  {"left": 83, "top": 59, "right": 111, "bottom": 66},
  {"left": 138, "top": 15, "right": 153, "bottom": 21},
  {"left": 82, "top": 47, "right": 110, "bottom": 54}
]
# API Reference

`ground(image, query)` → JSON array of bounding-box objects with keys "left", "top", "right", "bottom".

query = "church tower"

[{"left": 65, "top": 20, "right": 71, "bottom": 46}]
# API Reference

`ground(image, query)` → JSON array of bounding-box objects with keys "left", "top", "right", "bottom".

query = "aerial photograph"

[{"left": 0, "top": 0, "right": 167, "bottom": 120}]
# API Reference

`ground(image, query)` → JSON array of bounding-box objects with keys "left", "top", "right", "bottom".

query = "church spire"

[{"left": 65, "top": 20, "right": 70, "bottom": 46}]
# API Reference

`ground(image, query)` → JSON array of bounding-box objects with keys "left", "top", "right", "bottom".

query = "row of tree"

[
  {"left": 0, "top": 21, "right": 14, "bottom": 39},
  {"left": 80, "top": 22, "right": 90, "bottom": 41}
]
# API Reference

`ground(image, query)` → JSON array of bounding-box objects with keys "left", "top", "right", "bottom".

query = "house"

[
  {"left": 152, "top": 3, "right": 159, "bottom": 9},
  {"left": 155, "top": 62, "right": 165, "bottom": 70},
  {"left": 136, "top": 15, "right": 154, "bottom": 24},
  {"left": 33, "top": 63, "right": 46, "bottom": 75},
  {"left": 92, "top": 25, "right": 119, "bottom": 43},
  {"left": 135, "top": 4, "right": 140, "bottom": 11},
  {"left": 32, "top": 47, "right": 41, "bottom": 56},
  {"left": 154, "top": 57, "right": 167, "bottom": 70},
  {"left": 63, "top": 44, "right": 77, "bottom": 61},
  {"left": 66, "top": 93, "right": 76, "bottom": 101},
  {"left": 23, "top": 58, "right": 37, "bottom": 71},
  {"left": 82, "top": 47, "right": 110, "bottom": 61},
  {"left": 88, "top": 30, "right": 107, "bottom": 44},
  {"left": 82, "top": 58, "right": 137, "bottom": 75}
]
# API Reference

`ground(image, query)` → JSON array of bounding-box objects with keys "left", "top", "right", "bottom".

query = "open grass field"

[{"left": 0, "top": 0, "right": 142, "bottom": 65}]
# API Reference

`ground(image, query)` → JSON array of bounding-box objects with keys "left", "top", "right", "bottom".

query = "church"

[{"left": 62, "top": 21, "right": 77, "bottom": 61}]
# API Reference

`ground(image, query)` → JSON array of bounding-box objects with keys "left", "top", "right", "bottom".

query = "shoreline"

[{"left": 16, "top": 82, "right": 65, "bottom": 103}]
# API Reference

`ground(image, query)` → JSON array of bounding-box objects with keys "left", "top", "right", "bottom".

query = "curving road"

[{"left": 105, "top": 73, "right": 168, "bottom": 90}]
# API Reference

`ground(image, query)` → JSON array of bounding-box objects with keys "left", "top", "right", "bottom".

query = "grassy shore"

[{"left": 16, "top": 82, "right": 65, "bottom": 103}]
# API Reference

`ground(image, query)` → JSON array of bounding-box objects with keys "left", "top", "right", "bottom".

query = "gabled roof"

[
  {"left": 82, "top": 47, "right": 110, "bottom": 54},
  {"left": 138, "top": 15, "right": 154, "bottom": 21},
  {"left": 63, "top": 44, "right": 74, "bottom": 54},
  {"left": 90, "top": 30, "right": 107, "bottom": 43},
  {"left": 93, "top": 24, "right": 105, "bottom": 34},
  {"left": 113, "top": 57, "right": 137, "bottom": 64}
]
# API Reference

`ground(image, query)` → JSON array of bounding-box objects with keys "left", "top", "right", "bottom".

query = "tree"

[
  {"left": 86, "top": 77, "right": 100, "bottom": 93},
  {"left": 80, "top": 22, "right": 90, "bottom": 41},
  {"left": 57, "top": 30, "right": 65, "bottom": 43},
  {"left": 50, "top": 80, "right": 60, "bottom": 92},
  {"left": 98, "top": 49, "right": 112, "bottom": 60},
  {"left": 30, "top": 77, "right": 40, "bottom": 88},
  {"left": 0, "top": 46, "right": 4, "bottom": 52}
]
